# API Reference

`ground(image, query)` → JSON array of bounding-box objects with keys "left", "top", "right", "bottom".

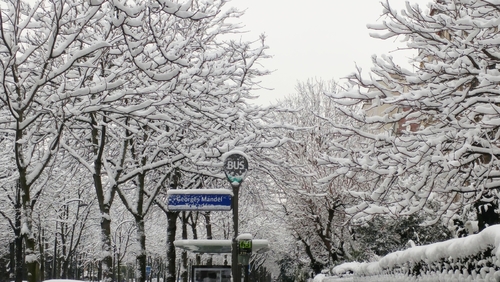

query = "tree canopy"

[
  {"left": 0, "top": 0, "right": 286, "bottom": 281},
  {"left": 322, "top": 0, "right": 500, "bottom": 229}
]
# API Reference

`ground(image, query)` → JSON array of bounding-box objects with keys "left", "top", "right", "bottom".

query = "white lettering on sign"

[
  {"left": 201, "top": 196, "right": 224, "bottom": 202},
  {"left": 225, "top": 160, "right": 246, "bottom": 170}
]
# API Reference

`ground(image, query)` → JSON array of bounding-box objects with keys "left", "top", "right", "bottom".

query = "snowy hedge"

[{"left": 320, "top": 225, "right": 500, "bottom": 281}]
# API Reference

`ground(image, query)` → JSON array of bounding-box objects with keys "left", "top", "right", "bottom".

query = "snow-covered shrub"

[{"left": 329, "top": 225, "right": 500, "bottom": 281}]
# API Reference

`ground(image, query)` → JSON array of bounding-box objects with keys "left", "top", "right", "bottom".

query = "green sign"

[{"left": 238, "top": 239, "right": 252, "bottom": 255}]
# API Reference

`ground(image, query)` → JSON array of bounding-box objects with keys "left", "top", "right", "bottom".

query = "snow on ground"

[
  {"left": 316, "top": 274, "right": 498, "bottom": 281},
  {"left": 314, "top": 225, "right": 500, "bottom": 282},
  {"left": 42, "top": 280, "right": 84, "bottom": 282},
  {"left": 41, "top": 280, "right": 83, "bottom": 282}
]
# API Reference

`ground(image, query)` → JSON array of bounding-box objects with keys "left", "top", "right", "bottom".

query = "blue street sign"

[
  {"left": 146, "top": 265, "right": 151, "bottom": 276},
  {"left": 167, "top": 191, "right": 232, "bottom": 211}
]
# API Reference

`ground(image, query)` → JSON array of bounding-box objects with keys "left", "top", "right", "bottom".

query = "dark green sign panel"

[{"left": 238, "top": 239, "right": 252, "bottom": 255}]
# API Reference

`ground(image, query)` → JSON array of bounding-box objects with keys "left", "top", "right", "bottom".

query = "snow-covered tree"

[
  {"left": 322, "top": 0, "right": 500, "bottom": 231},
  {"left": 0, "top": 0, "right": 88, "bottom": 279},
  {"left": 36, "top": 162, "right": 97, "bottom": 280},
  {"left": 352, "top": 213, "right": 452, "bottom": 261},
  {"left": 234, "top": 175, "right": 296, "bottom": 279},
  {"left": 45, "top": 1, "right": 281, "bottom": 281},
  {"left": 264, "top": 79, "right": 365, "bottom": 274},
  {"left": 0, "top": 0, "right": 254, "bottom": 281}
]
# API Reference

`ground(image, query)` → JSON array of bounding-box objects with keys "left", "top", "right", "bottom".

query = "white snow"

[
  {"left": 221, "top": 150, "right": 250, "bottom": 162},
  {"left": 236, "top": 233, "right": 253, "bottom": 240},
  {"left": 166, "top": 188, "right": 233, "bottom": 195},
  {"left": 42, "top": 280, "right": 83, "bottom": 282},
  {"left": 317, "top": 225, "right": 500, "bottom": 281}
]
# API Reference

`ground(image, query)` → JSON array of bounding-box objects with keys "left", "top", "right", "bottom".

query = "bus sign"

[{"left": 224, "top": 153, "right": 248, "bottom": 185}]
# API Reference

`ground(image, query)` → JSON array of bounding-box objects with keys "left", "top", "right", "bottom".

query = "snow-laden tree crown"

[
  {"left": 0, "top": 1, "right": 291, "bottom": 281},
  {"left": 322, "top": 0, "right": 500, "bottom": 228}
]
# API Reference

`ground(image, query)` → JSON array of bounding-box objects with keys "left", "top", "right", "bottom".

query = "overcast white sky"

[{"left": 228, "top": 0, "right": 431, "bottom": 105}]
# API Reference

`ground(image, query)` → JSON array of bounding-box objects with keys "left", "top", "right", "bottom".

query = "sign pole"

[
  {"left": 232, "top": 182, "right": 240, "bottom": 282},
  {"left": 237, "top": 236, "right": 252, "bottom": 282},
  {"left": 244, "top": 264, "right": 249, "bottom": 282},
  {"left": 223, "top": 152, "right": 248, "bottom": 282}
]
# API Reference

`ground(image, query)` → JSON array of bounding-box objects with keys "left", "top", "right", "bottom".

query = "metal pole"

[
  {"left": 244, "top": 264, "right": 249, "bottom": 282},
  {"left": 224, "top": 152, "right": 247, "bottom": 282},
  {"left": 231, "top": 183, "right": 240, "bottom": 282}
]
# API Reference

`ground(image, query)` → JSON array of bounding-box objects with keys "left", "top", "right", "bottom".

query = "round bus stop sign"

[{"left": 223, "top": 153, "right": 248, "bottom": 185}]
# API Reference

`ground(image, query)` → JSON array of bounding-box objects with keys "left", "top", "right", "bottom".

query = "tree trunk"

[
  {"left": 14, "top": 189, "right": 23, "bottom": 282},
  {"left": 24, "top": 234, "right": 39, "bottom": 282},
  {"left": 204, "top": 212, "right": 213, "bottom": 265},
  {"left": 20, "top": 175, "right": 40, "bottom": 282},
  {"left": 14, "top": 235, "right": 23, "bottom": 282},
  {"left": 136, "top": 215, "right": 147, "bottom": 282},
  {"left": 166, "top": 211, "right": 178, "bottom": 282},
  {"left": 38, "top": 228, "right": 45, "bottom": 281},
  {"left": 117, "top": 258, "right": 121, "bottom": 282},
  {"left": 204, "top": 212, "right": 212, "bottom": 240},
  {"left": 299, "top": 235, "right": 324, "bottom": 275},
  {"left": 100, "top": 207, "right": 113, "bottom": 282},
  {"left": 181, "top": 212, "right": 188, "bottom": 282},
  {"left": 60, "top": 207, "right": 69, "bottom": 279},
  {"left": 91, "top": 116, "right": 115, "bottom": 282},
  {"left": 52, "top": 236, "right": 57, "bottom": 279}
]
